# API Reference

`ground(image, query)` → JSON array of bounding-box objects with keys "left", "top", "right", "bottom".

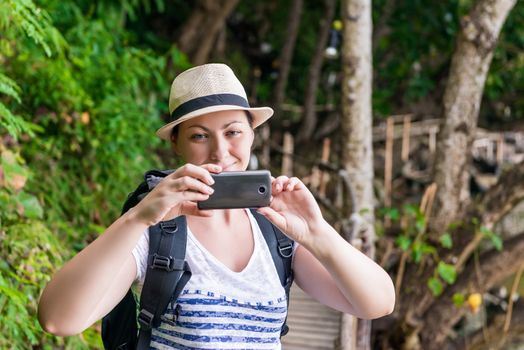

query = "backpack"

[{"left": 101, "top": 169, "right": 295, "bottom": 350}]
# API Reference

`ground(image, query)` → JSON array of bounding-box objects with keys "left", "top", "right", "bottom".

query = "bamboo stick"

[
  {"left": 281, "top": 132, "right": 294, "bottom": 176},
  {"left": 401, "top": 115, "right": 411, "bottom": 162},
  {"left": 319, "top": 138, "right": 331, "bottom": 196},
  {"left": 384, "top": 117, "right": 394, "bottom": 209}
]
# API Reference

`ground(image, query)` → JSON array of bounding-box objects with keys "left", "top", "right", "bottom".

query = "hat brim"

[{"left": 156, "top": 105, "right": 274, "bottom": 141}]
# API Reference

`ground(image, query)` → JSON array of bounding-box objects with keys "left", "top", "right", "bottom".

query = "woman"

[{"left": 38, "top": 63, "right": 395, "bottom": 349}]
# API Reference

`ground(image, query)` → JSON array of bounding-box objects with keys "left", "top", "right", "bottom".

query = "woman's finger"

[
  {"left": 257, "top": 207, "right": 287, "bottom": 232},
  {"left": 284, "top": 177, "right": 301, "bottom": 191},
  {"left": 170, "top": 176, "right": 215, "bottom": 195},
  {"left": 273, "top": 175, "right": 289, "bottom": 194},
  {"left": 173, "top": 163, "right": 217, "bottom": 186}
]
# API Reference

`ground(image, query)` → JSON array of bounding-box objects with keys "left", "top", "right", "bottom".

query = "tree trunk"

[
  {"left": 340, "top": 0, "right": 374, "bottom": 349},
  {"left": 176, "top": 0, "right": 240, "bottom": 65},
  {"left": 296, "top": 0, "right": 336, "bottom": 143},
  {"left": 272, "top": 0, "right": 303, "bottom": 118},
  {"left": 428, "top": 0, "right": 517, "bottom": 236}
]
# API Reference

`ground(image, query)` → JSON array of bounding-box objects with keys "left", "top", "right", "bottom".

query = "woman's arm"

[
  {"left": 38, "top": 211, "right": 146, "bottom": 336},
  {"left": 38, "top": 164, "right": 219, "bottom": 335},
  {"left": 257, "top": 176, "right": 395, "bottom": 319},
  {"left": 292, "top": 229, "right": 394, "bottom": 319}
]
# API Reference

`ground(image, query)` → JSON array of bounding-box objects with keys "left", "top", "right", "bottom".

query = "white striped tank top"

[{"left": 132, "top": 210, "right": 289, "bottom": 349}]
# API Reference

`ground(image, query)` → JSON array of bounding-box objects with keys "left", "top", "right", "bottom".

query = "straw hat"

[{"left": 156, "top": 63, "right": 274, "bottom": 140}]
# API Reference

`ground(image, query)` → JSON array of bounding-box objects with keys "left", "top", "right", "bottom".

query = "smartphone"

[{"left": 197, "top": 170, "right": 272, "bottom": 210}]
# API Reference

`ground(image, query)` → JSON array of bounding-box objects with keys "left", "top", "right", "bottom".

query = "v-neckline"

[{"left": 187, "top": 209, "right": 258, "bottom": 274}]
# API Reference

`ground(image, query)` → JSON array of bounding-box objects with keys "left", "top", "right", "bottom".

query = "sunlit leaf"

[
  {"left": 440, "top": 233, "right": 453, "bottom": 248},
  {"left": 438, "top": 262, "right": 457, "bottom": 284},
  {"left": 428, "top": 277, "right": 443, "bottom": 296}
]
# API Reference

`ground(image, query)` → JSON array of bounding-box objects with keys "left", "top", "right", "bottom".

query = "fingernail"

[{"left": 206, "top": 187, "right": 214, "bottom": 194}]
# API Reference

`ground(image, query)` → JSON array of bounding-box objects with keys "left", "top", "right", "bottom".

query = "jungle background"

[{"left": 1, "top": 0, "right": 523, "bottom": 349}]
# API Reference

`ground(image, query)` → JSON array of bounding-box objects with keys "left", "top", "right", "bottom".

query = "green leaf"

[
  {"left": 440, "top": 233, "right": 453, "bottom": 248},
  {"left": 415, "top": 215, "right": 426, "bottom": 233},
  {"left": 490, "top": 235, "right": 503, "bottom": 251},
  {"left": 428, "top": 277, "right": 443, "bottom": 296},
  {"left": 15, "top": 192, "right": 43, "bottom": 219},
  {"left": 395, "top": 235, "right": 412, "bottom": 251},
  {"left": 452, "top": 293, "right": 465, "bottom": 307},
  {"left": 0, "top": 74, "right": 21, "bottom": 103},
  {"left": 437, "top": 261, "right": 457, "bottom": 284},
  {"left": 479, "top": 225, "right": 493, "bottom": 236},
  {"left": 412, "top": 241, "right": 423, "bottom": 263},
  {"left": 479, "top": 226, "right": 503, "bottom": 251},
  {"left": 404, "top": 204, "right": 419, "bottom": 217},
  {"left": 380, "top": 207, "right": 400, "bottom": 221}
]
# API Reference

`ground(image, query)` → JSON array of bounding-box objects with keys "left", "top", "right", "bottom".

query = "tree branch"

[
  {"left": 479, "top": 160, "right": 524, "bottom": 228},
  {"left": 271, "top": 0, "right": 303, "bottom": 118},
  {"left": 296, "top": 0, "right": 336, "bottom": 143},
  {"left": 419, "top": 232, "right": 524, "bottom": 348}
]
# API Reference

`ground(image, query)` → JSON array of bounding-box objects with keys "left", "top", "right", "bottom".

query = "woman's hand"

[
  {"left": 257, "top": 176, "right": 326, "bottom": 245},
  {"left": 131, "top": 163, "right": 221, "bottom": 226}
]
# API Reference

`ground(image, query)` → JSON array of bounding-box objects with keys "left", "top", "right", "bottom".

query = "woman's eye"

[
  {"left": 190, "top": 133, "right": 208, "bottom": 140},
  {"left": 226, "top": 130, "right": 242, "bottom": 137}
]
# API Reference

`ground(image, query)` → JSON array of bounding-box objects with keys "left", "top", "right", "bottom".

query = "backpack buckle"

[
  {"left": 138, "top": 309, "right": 154, "bottom": 328},
  {"left": 278, "top": 242, "right": 293, "bottom": 258},
  {"left": 160, "top": 221, "right": 178, "bottom": 234},
  {"left": 150, "top": 254, "right": 174, "bottom": 271}
]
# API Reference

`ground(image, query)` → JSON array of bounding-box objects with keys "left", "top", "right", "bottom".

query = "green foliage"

[
  {"left": 0, "top": 147, "right": 101, "bottom": 349},
  {"left": 437, "top": 261, "right": 457, "bottom": 284},
  {"left": 427, "top": 277, "right": 443, "bottom": 297},
  {"left": 439, "top": 232, "right": 453, "bottom": 249},
  {"left": 388, "top": 204, "right": 459, "bottom": 296},
  {"left": 452, "top": 292, "right": 465, "bottom": 307},
  {"left": 479, "top": 225, "right": 503, "bottom": 251},
  {"left": 1, "top": 0, "right": 184, "bottom": 347},
  {"left": 395, "top": 235, "right": 412, "bottom": 251},
  {"left": 0, "top": 0, "right": 57, "bottom": 57}
]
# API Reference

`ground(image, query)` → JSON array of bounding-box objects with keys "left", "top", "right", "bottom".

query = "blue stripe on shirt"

[
  {"left": 153, "top": 329, "right": 280, "bottom": 344},
  {"left": 176, "top": 309, "right": 286, "bottom": 323},
  {"left": 162, "top": 320, "right": 282, "bottom": 333},
  {"left": 175, "top": 297, "right": 287, "bottom": 313}
]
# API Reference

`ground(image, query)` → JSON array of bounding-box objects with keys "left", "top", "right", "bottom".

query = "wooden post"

[
  {"left": 260, "top": 125, "right": 270, "bottom": 168},
  {"left": 384, "top": 117, "right": 394, "bottom": 209},
  {"left": 282, "top": 132, "right": 294, "bottom": 176},
  {"left": 497, "top": 134, "right": 504, "bottom": 165},
  {"left": 401, "top": 115, "right": 411, "bottom": 162},
  {"left": 429, "top": 126, "right": 437, "bottom": 154},
  {"left": 319, "top": 138, "right": 332, "bottom": 196}
]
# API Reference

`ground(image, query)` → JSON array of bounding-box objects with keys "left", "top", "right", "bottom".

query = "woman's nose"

[{"left": 210, "top": 136, "right": 229, "bottom": 161}]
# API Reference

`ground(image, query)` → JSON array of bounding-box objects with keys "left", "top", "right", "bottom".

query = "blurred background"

[{"left": 1, "top": 0, "right": 523, "bottom": 349}]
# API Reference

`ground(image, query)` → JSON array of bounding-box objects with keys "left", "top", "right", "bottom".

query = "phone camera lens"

[{"left": 258, "top": 186, "right": 267, "bottom": 194}]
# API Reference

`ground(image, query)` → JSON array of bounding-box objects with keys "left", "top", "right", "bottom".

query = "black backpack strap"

[
  {"left": 136, "top": 216, "right": 192, "bottom": 350},
  {"left": 250, "top": 209, "right": 294, "bottom": 336}
]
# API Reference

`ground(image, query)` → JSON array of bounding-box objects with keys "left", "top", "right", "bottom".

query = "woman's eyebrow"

[{"left": 186, "top": 121, "right": 244, "bottom": 131}]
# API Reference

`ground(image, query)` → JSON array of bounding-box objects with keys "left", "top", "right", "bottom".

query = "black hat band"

[{"left": 170, "top": 93, "right": 250, "bottom": 121}]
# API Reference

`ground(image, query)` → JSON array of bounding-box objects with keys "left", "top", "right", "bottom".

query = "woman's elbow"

[
  {"left": 38, "top": 306, "right": 86, "bottom": 337},
  {"left": 362, "top": 289, "right": 396, "bottom": 319}
]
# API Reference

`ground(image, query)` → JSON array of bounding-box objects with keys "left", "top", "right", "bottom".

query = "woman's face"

[{"left": 173, "top": 110, "right": 254, "bottom": 171}]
